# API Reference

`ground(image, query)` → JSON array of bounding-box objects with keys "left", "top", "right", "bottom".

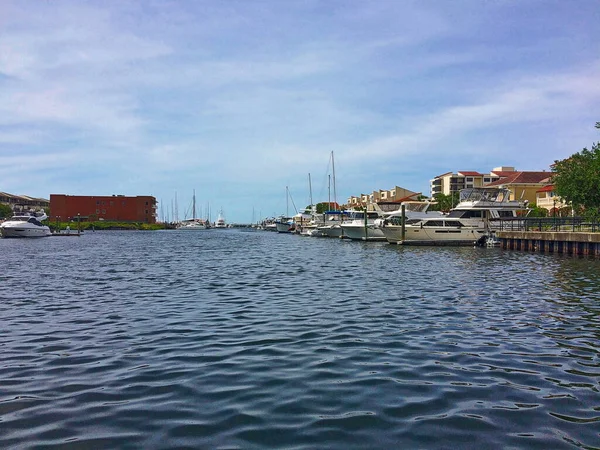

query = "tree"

[
  {"left": 430, "top": 192, "right": 459, "bottom": 212},
  {"left": 0, "top": 203, "right": 13, "bottom": 219},
  {"left": 552, "top": 124, "right": 600, "bottom": 218}
]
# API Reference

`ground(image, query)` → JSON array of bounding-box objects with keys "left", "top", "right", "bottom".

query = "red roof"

[
  {"left": 457, "top": 171, "right": 482, "bottom": 176},
  {"left": 537, "top": 185, "right": 554, "bottom": 193},
  {"left": 486, "top": 171, "right": 551, "bottom": 186}
]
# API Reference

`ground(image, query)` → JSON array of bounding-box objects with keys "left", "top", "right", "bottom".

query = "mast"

[
  {"left": 331, "top": 151, "right": 337, "bottom": 211},
  {"left": 308, "top": 173, "right": 313, "bottom": 214},
  {"left": 328, "top": 175, "right": 331, "bottom": 210},
  {"left": 286, "top": 186, "right": 289, "bottom": 217},
  {"left": 192, "top": 189, "right": 196, "bottom": 220}
]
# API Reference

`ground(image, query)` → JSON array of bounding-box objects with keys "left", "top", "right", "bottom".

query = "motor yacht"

[{"left": 0, "top": 212, "right": 52, "bottom": 238}]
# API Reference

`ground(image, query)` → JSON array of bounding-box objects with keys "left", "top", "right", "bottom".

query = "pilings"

[{"left": 496, "top": 231, "right": 600, "bottom": 257}]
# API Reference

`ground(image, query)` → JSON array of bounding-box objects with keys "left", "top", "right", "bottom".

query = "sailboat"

[
  {"left": 275, "top": 186, "right": 296, "bottom": 233},
  {"left": 177, "top": 190, "right": 210, "bottom": 230},
  {"left": 314, "top": 151, "right": 344, "bottom": 238}
]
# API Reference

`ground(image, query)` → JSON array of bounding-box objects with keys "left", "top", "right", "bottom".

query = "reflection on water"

[{"left": 1, "top": 230, "right": 599, "bottom": 449}]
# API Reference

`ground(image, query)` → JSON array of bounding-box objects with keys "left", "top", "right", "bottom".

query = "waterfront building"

[
  {"left": 0, "top": 191, "right": 49, "bottom": 211},
  {"left": 50, "top": 194, "right": 158, "bottom": 223},
  {"left": 485, "top": 171, "right": 551, "bottom": 205},
  {"left": 429, "top": 169, "right": 509, "bottom": 197},
  {"left": 536, "top": 185, "right": 569, "bottom": 215},
  {"left": 346, "top": 186, "right": 419, "bottom": 208}
]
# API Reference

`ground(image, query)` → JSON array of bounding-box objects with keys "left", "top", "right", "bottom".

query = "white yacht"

[
  {"left": 0, "top": 212, "right": 52, "bottom": 238},
  {"left": 380, "top": 187, "right": 526, "bottom": 245},
  {"left": 342, "top": 201, "right": 442, "bottom": 241},
  {"left": 215, "top": 213, "right": 226, "bottom": 228},
  {"left": 176, "top": 190, "right": 210, "bottom": 230},
  {"left": 312, "top": 210, "right": 345, "bottom": 238},
  {"left": 177, "top": 219, "right": 210, "bottom": 230},
  {"left": 340, "top": 210, "right": 386, "bottom": 241}
]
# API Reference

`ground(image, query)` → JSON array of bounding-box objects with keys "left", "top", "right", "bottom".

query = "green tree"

[
  {"left": 552, "top": 124, "right": 600, "bottom": 218},
  {"left": 430, "top": 192, "right": 459, "bottom": 212},
  {"left": 0, "top": 203, "right": 13, "bottom": 219}
]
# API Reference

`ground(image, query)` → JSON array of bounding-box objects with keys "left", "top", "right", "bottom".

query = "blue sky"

[{"left": 1, "top": 0, "right": 599, "bottom": 223}]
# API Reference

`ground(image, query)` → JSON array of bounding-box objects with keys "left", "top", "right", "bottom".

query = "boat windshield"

[{"left": 460, "top": 188, "right": 510, "bottom": 203}]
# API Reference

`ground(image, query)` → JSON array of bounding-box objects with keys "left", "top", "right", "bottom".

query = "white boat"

[
  {"left": 0, "top": 212, "right": 52, "bottom": 238},
  {"left": 275, "top": 216, "right": 295, "bottom": 233},
  {"left": 380, "top": 187, "right": 526, "bottom": 245},
  {"left": 340, "top": 210, "right": 386, "bottom": 241},
  {"left": 314, "top": 211, "right": 345, "bottom": 238},
  {"left": 215, "top": 211, "right": 226, "bottom": 228},
  {"left": 382, "top": 216, "right": 487, "bottom": 245},
  {"left": 178, "top": 219, "right": 209, "bottom": 230},
  {"left": 177, "top": 190, "right": 210, "bottom": 230}
]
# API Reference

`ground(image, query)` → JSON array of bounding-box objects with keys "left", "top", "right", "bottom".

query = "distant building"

[
  {"left": 346, "top": 185, "right": 420, "bottom": 208},
  {"left": 50, "top": 194, "right": 157, "bottom": 223},
  {"left": 0, "top": 192, "right": 49, "bottom": 210},
  {"left": 429, "top": 168, "right": 513, "bottom": 197}
]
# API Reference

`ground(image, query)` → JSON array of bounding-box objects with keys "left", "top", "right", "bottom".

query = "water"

[{"left": 1, "top": 230, "right": 599, "bottom": 449}]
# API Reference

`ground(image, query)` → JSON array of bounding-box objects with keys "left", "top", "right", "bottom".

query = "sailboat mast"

[
  {"left": 328, "top": 175, "right": 331, "bottom": 210},
  {"left": 308, "top": 173, "right": 313, "bottom": 212},
  {"left": 331, "top": 151, "right": 337, "bottom": 211},
  {"left": 192, "top": 189, "right": 196, "bottom": 220},
  {"left": 286, "top": 186, "right": 289, "bottom": 217}
]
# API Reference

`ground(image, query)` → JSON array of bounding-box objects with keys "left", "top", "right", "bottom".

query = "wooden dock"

[{"left": 496, "top": 231, "right": 600, "bottom": 257}]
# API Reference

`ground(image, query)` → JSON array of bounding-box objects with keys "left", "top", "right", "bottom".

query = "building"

[
  {"left": 346, "top": 185, "right": 420, "bottom": 208},
  {"left": 429, "top": 168, "right": 511, "bottom": 197},
  {"left": 536, "top": 185, "right": 568, "bottom": 214},
  {"left": 485, "top": 171, "right": 551, "bottom": 205},
  {"left": 50, "top": 194, "right": 157, "bottom": 223},
  {"left": 0, "top": 192, "right": 49, "bottom": 211}
]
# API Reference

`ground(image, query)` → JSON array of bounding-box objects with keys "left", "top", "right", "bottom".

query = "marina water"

[{"left": 1, "top": 230, "right": 599, "bottom": 449}]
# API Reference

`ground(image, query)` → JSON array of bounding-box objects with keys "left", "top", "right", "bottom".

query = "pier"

[{"left": 495, "top": 216, "right": 600, "bottom": 256}]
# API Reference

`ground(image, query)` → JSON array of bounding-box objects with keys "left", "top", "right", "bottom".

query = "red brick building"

[{"left": 50, "top": 194, "right": 157, "bottom": 223}]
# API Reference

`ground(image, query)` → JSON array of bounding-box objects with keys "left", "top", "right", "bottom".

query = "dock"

[{"left": 496, "top": 231, "right": 600, "bottom": 257}]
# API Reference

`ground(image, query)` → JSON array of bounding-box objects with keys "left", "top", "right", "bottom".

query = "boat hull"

[
  {"left": 275, "top": 222, "right": 295, "bottom": 233},
  {"left": 382, "top": 225, "right": 485, "bottom": 245},
  {"left": 340, "top": 224, "right": 386, "bottom": 241},
  {"left": 0, "top": 225, "right": 52, "bottom": 238}
]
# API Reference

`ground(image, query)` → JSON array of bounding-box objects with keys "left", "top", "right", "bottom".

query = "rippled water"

[{"left": 1, "top": 230, "right": 599, "bottom": 449}]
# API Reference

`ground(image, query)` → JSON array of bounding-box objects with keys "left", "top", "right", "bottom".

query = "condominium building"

[{"left": 429, "top": 167, "right": 514, "bottom": 197}]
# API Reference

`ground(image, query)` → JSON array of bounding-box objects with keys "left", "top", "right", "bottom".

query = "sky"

[{"left": 1, "top": 0, "right": 599, "bottom": 223}]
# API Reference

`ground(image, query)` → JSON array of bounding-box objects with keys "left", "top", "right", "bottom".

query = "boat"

[
  {"left": 310, "top": 152, "right": 344, "bottom": 238},
  {"left": 340, "top": 210, "right": 385, "bottom": 241},
  {"left": 382, "top": 216, "right": 487, "bottom": 245},
  {"left": 176, "top": 190, "right": 210, "bottom": 230},
  {"left": 275, "top": 186, "right": 297, "bottom": 233},
  {"left": 340, "top": 201, "right": 440, "bottom": 241},
  {"left": 215, "top": 210, "right": 227, "bottom": 228},
  {"left": 380, "top": 187, "right": 526, "bottom": 245},
  {"left": 0, "top": 211, "right": 52, "bottom": 238},
  {"left": 275, "top": 216, "right": 295, "bottom": 233}
]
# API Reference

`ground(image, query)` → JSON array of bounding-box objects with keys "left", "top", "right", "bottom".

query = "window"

[
  {"left": 102, "top": 209, "right": 106, "bottom": 214},
  {"left": 96, "top": 209, "right": 100, "bottom": 214},
  {"left": 466, "top": 177, "right": 474, "bottom": 182}
]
